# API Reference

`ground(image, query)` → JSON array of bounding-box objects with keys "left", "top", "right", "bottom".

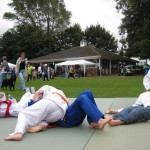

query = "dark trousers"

[
  {"left": 43, "top": 75, "right": 49, "bottom": 81},
  {"left": 27, "top": 74, "right": 32, "bottom": 82},
  {"left": 59, "top": 90, "right": 104, "bottom": 128},
  {"left": 68, "top": 73, "right": 74, "bottom": 78}
]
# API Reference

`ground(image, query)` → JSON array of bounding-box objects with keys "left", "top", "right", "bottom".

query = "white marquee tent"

[
  {"left": 55, "top": 59, "right": 96, "bottom": 77},
  {"left": 8, "top": 63, "right": 16, "bottom": 69}
]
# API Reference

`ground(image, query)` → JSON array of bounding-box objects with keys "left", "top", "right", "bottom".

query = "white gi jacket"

[
  {"left": 9, "top": 85, "right": 69, "bottom": 135},
  {"left": 143, "top": 69, "right": 150, "bottom": 91},
  {"left": 39, "top": 85, "right": 69, "bottom": 115}
]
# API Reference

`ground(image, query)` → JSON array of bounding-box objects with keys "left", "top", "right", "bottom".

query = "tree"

[
  {"left": 84, "top": 25, "right": 118, "bottom": 52},
  {"left": 115, "top": 0, "right": 150, "bottom": 59},
  {"left": 0, "top": 24, "right": 44, "bottom": 62},
  {"left": 3, "top": 0, "right": 71, "bottom": 32},
  {"left": 1, "top": 0, "right": 72, "bottom": 60},
  {"left": 57, "top": 24, "right": 84, "bottom": 50}
]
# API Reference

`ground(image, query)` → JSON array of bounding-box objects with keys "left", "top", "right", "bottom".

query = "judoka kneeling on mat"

[{"left": 4, "top": 87, "right": 111, "bottom": 141}]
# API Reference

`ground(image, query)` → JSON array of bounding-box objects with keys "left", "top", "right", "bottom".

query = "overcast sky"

[{"left": 0, "top": 0, "right": 123, "bottom": 42}]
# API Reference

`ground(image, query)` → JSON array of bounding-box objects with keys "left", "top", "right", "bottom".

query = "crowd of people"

[
  {"left": 58, "top": 65, "right": 82, "bottom": 78},
  {"left": 27, "top": 63, "right": 55, "bottom": 82},
  {"left": 0, "top": 52, "right": 55, "bottom": 90}
]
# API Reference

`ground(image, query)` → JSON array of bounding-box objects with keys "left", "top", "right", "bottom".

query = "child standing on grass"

[{"left": 32, "top": 69, "right": 37, "bottom": 81}]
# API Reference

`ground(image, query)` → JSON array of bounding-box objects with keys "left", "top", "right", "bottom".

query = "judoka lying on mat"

[
  {"left": 0, "top": 85, "right": 66, "bottom": 117},
  {"left": 0, "top": 92, "right": 31, "bottom": 117},
  {"left": 106, "top": 91, "right": 150, "bottom": 126},
  {"left": 4, "top": 86, "right": 111, "bottom": 141}
]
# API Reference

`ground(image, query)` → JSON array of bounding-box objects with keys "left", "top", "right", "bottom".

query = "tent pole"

[{"left": 84, "top": 65, "right": 85, "bottom": 77}]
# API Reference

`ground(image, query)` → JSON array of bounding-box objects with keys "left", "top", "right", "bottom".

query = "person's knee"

[
  {"left": 76, "top": 90, "right": 93, "bottom": 104},
  {"left": 77, "top": 94, "right": 90, "bottom": 105},
  {"left": 81, "top": 90, "right": 93, "bottom": 96}
]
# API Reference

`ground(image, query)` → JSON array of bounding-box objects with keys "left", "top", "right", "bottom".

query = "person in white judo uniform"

[
  {"left": 0, "top": 92, "right": 32, "bottom": 117},
  {"left": 4, "top": 85, "right": 68, "bottom": 141}
]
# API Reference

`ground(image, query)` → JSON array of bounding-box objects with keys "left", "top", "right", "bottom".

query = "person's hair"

[
  {"left": 3, "top": 56, "right": 7, "bottom": 61},
  {"left": 20, "top": 52, "right": 25, "bottom": 57}
]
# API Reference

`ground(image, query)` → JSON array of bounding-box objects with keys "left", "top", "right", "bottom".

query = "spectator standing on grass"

[
  {"left": 50, "top": 67, "right": 54, "bottom": 79},
  {"left": 11, "top": 67, "right": 17, "bottom": 82},
  {"left": 27, "top": 63, "right": 32, "bottom": 82},
  {"left": 68, "top": 66, "right": 75, "bottom": 78},
  {"left": 121, "top": 65, "right": 126, "bottom": 77},
  {"left": 0, "top": 56, "right": 9, "bottom": 87},
  {"left": 16, "top": 52, "right": 28, "bottom": 90},
  {"left": 43, "top": 64, "right": 49, "bottom": 81},
  {"left": 38, "top": 65, "right": 42, "bottom": 79},
  {"left": 32, "top": 69, "right": 37, "bottom": 81},
  {"left": 61, "top": 66, "right": 65, "bottom": 78}
]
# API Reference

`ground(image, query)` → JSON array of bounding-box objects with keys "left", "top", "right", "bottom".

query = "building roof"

[{"left": 29, "top": 45, "right": 135, "bottom": 63}]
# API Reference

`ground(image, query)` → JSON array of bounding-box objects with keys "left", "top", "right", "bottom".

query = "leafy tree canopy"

[
  {"left": 84, "top": 25, "right": 118, "bottom": 52},
  {"left": 115, "top": 0, "right": 150, "bottom": 59}
]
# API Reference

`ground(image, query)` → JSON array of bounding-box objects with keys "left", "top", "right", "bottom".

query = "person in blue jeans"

[
  {"left": 105, "top": 91, "right": 150, "bottom": 126},
  {"left": 108, "top": 106, "right": 150, "bottom": 126},
  {"left": 18, "top": 90, "right": 111, "bottom": 134},
  {"left": 16, "top": 52, "right": 28, "bottom": 90}
]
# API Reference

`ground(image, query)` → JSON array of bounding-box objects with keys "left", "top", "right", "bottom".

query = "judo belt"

[
  {"left": 52, "top": 92, "right": 69, "bottom": 106},
  {"left": 47, "top": 122, "right": 59, "bottom": 129},
  {"left": 0, "top": 101, "right": 12, "bottom": 118}
]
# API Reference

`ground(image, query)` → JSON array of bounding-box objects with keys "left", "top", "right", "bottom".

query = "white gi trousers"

[{"left": 13, "top": 98, "right": 64, "bottom": 134}]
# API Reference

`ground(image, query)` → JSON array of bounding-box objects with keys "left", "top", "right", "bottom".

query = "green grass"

[{"left": 2, "top": 75, "right": 145, "bottom": 100}]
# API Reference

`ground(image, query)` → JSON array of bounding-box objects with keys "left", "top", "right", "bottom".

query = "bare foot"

[
  {"left": 108, "top": 119, "right": 124, "bottom": 126},
  {"left": 105, "top": 109, "right": 118, "bottom": 114},
  {"left": 89, "top": 122, "right": 99, "bottom": 128},
  {"left": 4, "top": 133, "right": 23, "bottom": 141},
  {"left": 98, "top": 118, "right": 112, "bottom": 129},
  {"left": 27, "top": 124, "right": 46, "bottom": 133}
]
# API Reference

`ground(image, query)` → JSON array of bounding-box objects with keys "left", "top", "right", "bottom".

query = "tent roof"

[
  {"left": 8, "top": 62, "right": 16, "bottom": 68},
  {"left": 55, "top": 59, "right": 95, "bottom": 66}
]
